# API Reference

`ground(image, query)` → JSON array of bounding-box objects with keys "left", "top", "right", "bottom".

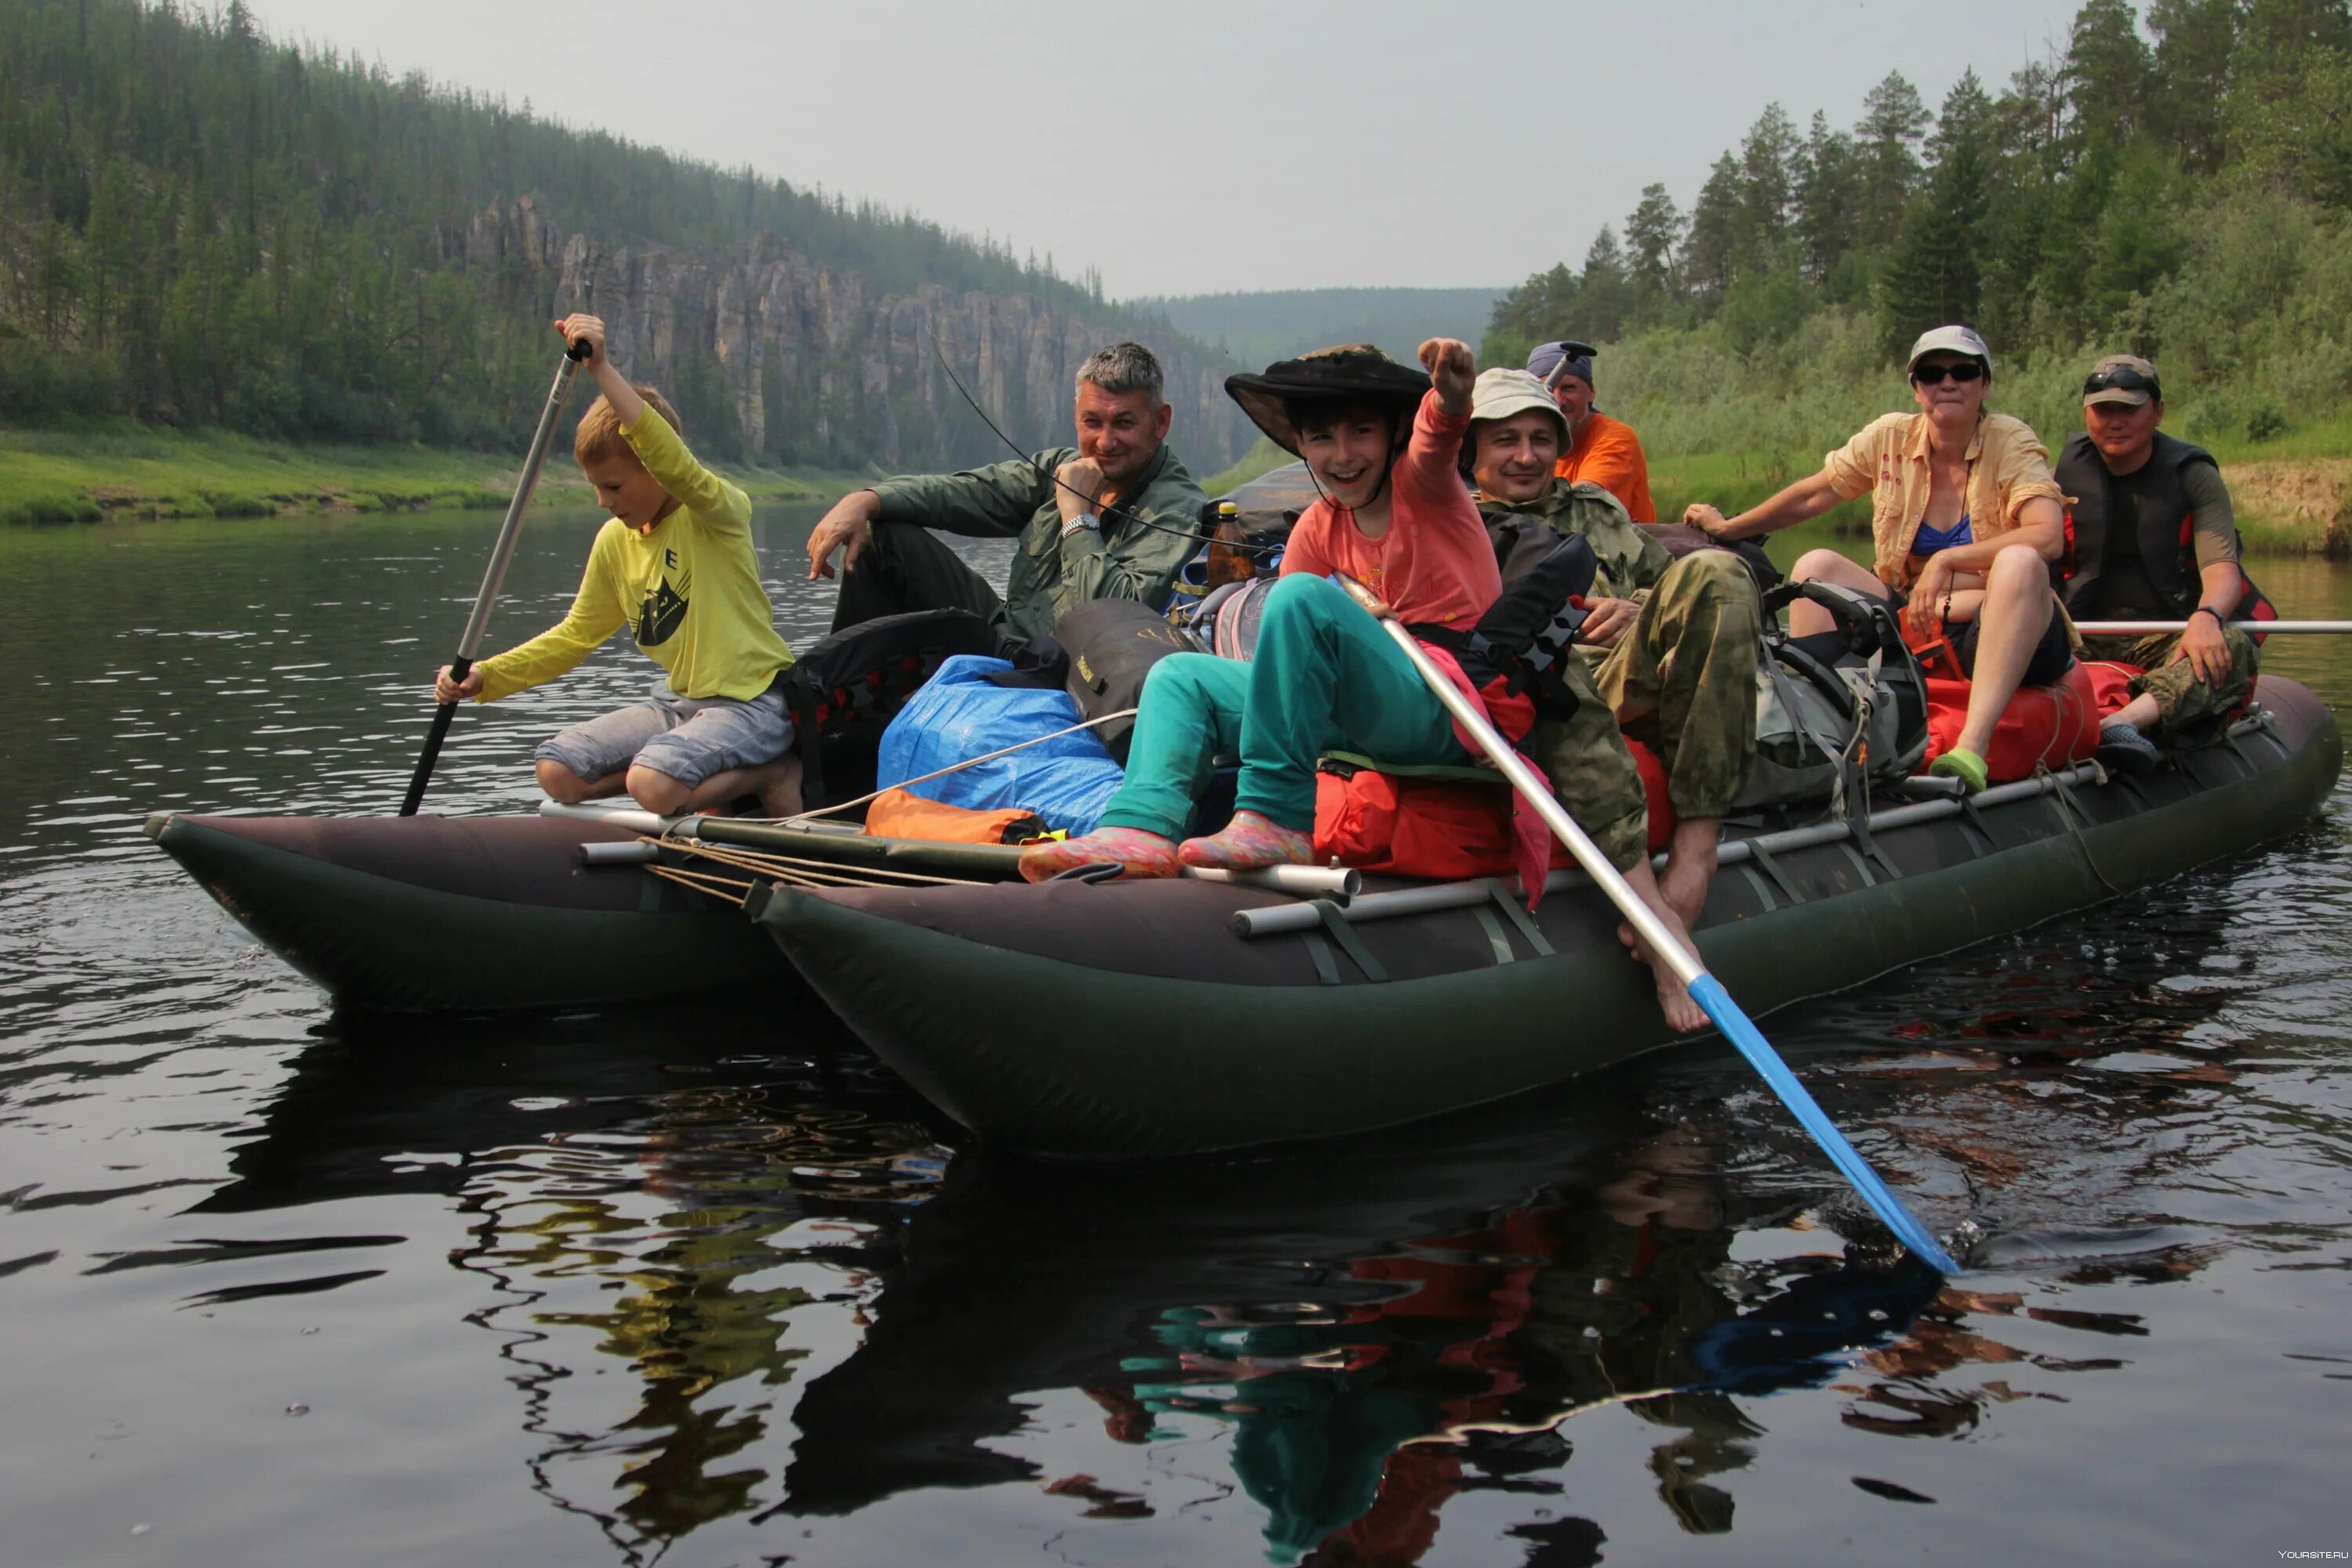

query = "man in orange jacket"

[{"left": 1527, "top": 339, "right": 1656, "bottom": 523}]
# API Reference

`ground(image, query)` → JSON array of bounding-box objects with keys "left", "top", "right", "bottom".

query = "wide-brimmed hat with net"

[{"left": 1225, "top": 344, "right": 1432, "bottom": 456}]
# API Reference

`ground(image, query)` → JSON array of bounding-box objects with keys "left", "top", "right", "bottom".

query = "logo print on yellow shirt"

[{"left": 636, "top": 566, "right": 689, "bottom": 648}]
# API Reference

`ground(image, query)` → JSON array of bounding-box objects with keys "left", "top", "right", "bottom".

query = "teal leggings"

[{"left": 1097, "top": 573, "right": 1465, "bottom": 837}]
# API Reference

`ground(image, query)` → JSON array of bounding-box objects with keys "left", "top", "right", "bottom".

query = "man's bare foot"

[
  {"left": 1656, "top": 821, "right": 1720, "bottom": 929},
  {"left": 1617, "top": 862, "right": 1710, "bottom": 1033},
  {"left": 751, "top": 754, "right": 804, "bottom": 818}
]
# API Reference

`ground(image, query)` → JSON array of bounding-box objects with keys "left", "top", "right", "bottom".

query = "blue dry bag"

[{"left": 875, "top": 655, "right": 1127, "bottom": 835}]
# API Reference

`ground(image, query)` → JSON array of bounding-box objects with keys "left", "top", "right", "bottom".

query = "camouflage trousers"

[
  {"left": 2078, "top": 626, "right": 2259, "bottom": 737},
  {"left": 1524, "top": 648, "right": 1653, "bottom": 873},
  {"left": 1590, "top": 550, "right": 1761, "bottom": 821}
]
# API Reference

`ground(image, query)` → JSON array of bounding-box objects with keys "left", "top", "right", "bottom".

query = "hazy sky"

[{"left": 240, "top": 0, "right": 2089, "bottom": 299}]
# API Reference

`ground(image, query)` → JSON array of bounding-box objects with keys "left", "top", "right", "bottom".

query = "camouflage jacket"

[{"left": 1485, "top": 479, "right": 1671, "bottom": 604}]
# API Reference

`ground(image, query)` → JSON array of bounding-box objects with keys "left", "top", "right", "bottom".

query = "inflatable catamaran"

[{"left": 149, "top": 676, "right": 2339, "bottom": 1152}]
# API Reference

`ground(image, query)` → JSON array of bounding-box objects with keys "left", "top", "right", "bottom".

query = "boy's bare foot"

[{"left": 751, "top": 754, "right": 804, "bottom": 818}]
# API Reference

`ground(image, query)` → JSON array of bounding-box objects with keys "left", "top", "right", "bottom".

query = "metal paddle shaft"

[
  {"left": 397, "top": 341, "right": 592, "bottom": 817},
  {"left": 1330, "top": 572, "right": 1962, "bottom": 1274},
  {"left": 2073, "top": 620, "right": 2352, "bottom": 635}
]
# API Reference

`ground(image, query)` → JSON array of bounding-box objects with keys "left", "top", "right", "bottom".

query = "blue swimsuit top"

[{"left": 1911, "top": 514, "right": 1974, "bottom": 556}]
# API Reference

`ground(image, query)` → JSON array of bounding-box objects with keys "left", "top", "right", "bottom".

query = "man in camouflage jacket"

[
  {"left": 804, "top": 341, "right": 1207, "bottom": 648},
  {"left": 1467, "top": 368, "right": 1760, "bottom": 926}
]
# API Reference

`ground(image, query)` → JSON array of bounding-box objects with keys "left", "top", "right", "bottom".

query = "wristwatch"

[{"left": 1062, "top": 510, "right": 1100, "bottom": 537}]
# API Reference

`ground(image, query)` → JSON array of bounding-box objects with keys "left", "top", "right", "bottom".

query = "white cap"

[
  {"left": 1905, "top": 325, "right": 1991, "bottom": 377},
  {"left": 1469, "top": 367, "right": 1568, "bottom": 434}
]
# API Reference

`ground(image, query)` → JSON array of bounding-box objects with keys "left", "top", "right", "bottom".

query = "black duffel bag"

[
  {"left": 776, "top": 608, "right": 1003, "bottom": 807},
  {"left": 1051, "top": 598, "right": 1200, "bottom": 764}
]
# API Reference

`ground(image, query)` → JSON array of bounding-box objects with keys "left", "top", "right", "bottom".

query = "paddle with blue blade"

[
  {"left": 1332, "top": 571, "right": 1961, "bottom": 1274},
  {"left": 398, "top": 336, "right": 593, "bottom": 817}
]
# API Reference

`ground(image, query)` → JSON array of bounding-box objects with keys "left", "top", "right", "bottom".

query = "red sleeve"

[
  {"left": 1396, "top": 388, "right": 1488, "bottom": 555},
  {"left": 1397, "top": 388, "right": 1474, "bottom": 514}
]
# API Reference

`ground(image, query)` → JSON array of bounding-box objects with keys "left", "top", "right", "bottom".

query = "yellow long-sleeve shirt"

[{"left": 472, "top": 408, "right": 793, "bottom": 704}]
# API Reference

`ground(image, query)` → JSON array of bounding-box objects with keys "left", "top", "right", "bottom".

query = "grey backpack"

[{"left": 1731, "top": 583, "right": 1930, "bottom": 817}]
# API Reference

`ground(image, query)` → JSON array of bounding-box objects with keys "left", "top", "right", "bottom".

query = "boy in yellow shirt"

[{"left": 434, "top": 314, "right": 801, "bottom": 815}]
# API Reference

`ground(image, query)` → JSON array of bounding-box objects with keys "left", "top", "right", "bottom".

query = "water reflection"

[
  {"left": 204, "top": 1002, "right": 946, "bottom": 1561},
  {"left": 155, "top": 792, "right": 2343, "bottom": 1565},
  {"left": 773, "top": 1108, "right": 1974, "bottom": 1565}
]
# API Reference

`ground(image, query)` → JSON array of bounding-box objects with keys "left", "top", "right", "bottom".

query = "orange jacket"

[{"left": 1554, "top": 411, "right": 1656, "bottom": 524}]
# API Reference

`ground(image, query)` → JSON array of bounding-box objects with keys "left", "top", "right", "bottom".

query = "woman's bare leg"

[
  {"left": 1786, "top": 549, "right": 1893, "bottom": 635},
  {"left": 1953, "top": 545, "right": 2056, "bottom": 757}
]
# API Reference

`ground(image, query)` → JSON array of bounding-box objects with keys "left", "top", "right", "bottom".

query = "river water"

[{"left": 2, "top": 505, "right": 2348, "bottom": 1567}]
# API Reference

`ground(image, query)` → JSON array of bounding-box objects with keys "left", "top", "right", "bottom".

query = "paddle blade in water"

[{"left": 1687, "top": 974, "right": 1961, "bottom": 1274}]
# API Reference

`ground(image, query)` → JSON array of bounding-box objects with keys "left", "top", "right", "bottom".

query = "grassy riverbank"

[
  {"left": 20, "top": 410, "right": 2348, "bottom": 556},
  {"left": 0, "top": 419, "right": 862, "bottom": 525}
]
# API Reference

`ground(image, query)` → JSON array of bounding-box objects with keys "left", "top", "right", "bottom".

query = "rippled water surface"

[{"left": 2, "top": 508, "right": 2349, "bottom": 1567}]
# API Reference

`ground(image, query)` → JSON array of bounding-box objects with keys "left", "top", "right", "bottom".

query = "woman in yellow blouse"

[{"left": 1686, "top": 325, "right": 2070, "bottom": 793}]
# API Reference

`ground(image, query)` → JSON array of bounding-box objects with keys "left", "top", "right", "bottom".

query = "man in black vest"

[{"left": 2056, "top": 354, "right": 2259, "bottom": 768}]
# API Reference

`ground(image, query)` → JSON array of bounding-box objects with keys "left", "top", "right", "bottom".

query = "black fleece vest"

[{"left": 2055, "top": 430, "right": 2218, "bottom": 617}]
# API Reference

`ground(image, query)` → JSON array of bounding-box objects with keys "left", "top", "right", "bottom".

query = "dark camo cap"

[{"left": 2084, "top": 354, "right": 2160, "bottom": 408}]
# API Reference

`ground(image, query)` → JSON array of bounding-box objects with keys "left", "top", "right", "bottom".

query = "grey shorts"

[{"left": 535, "top": 678, "right": 796, "bottom": 789}]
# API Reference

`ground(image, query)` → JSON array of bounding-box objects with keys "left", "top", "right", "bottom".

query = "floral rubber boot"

[
  {"left": 1177, "top": 809, "right": 1313, "bottom": 871},
  {"left": 1017, "top": 827, "right": 1180, "bottom": 884}
]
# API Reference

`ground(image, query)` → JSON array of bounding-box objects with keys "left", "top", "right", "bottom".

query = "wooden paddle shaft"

[
  {"left": 454, "top": 343, "right": 592, "bottom": 661},
  {"left": 399, "top": 341, "right": 589, "bottom": 817}
]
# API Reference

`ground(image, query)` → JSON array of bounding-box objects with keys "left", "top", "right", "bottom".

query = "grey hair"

[{"left": 1076, "top": 341, "right": 1164, "bottom": 405}]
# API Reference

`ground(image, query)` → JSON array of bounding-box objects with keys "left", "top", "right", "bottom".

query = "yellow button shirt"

[{"left": 1821, "top": 412, "right": 2067, "bottom": 585}]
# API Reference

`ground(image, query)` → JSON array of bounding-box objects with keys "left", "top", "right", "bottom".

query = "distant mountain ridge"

[
  {"left": 474, "top": 198, "right": 1250, "bottom": 474},
  {"left": 1131, "top": 289, "right": 1508, "bottom": 370}
]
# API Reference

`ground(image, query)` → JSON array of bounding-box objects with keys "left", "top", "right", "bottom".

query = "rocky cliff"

[{"left": 466, "top": 198, "right": 1248, "bottom": 474}]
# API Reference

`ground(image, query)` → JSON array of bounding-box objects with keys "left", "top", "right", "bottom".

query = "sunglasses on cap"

[
  {"left": 2083, "top": 365, "right": 2161, "bottom": 399},
  {"left": 1911, "top": 361, "right": 1985, "bottom": 386}
]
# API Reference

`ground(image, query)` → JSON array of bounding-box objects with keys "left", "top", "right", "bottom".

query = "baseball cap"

[
  {"left": 2082, "top": 354, "right": 2160, "bottom": 407},
  {"left": 1904, "top": 325, "right": 1992, "bottom": 377},
  {"left": 1526, "top": 339, "right": 1597, "bottom": 387}
]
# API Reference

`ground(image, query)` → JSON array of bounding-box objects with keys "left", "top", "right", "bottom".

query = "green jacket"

[
  {"left": 868, "top": 443, "right": 1207, "bottom": 642},
  {"left": 1489, "top": 478, "right": 1671, "bottom": 603}
]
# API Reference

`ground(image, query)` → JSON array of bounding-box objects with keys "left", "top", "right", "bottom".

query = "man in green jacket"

[
  {"left": 804, "top": 341, "right": 1209, "bottom": 647},
  {"left": 1468, "top": 368, "right": 1760, "bottom": 926}
]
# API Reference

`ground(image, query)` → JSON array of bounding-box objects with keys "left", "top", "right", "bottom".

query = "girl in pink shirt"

[{"left": 1021, "top": 340, "right": 1492, "bottom": 881}]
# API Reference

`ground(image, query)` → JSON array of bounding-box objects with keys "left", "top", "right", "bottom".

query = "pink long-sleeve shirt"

[{"left": 1279, "top": 390, "right": 1500, "bottom": 630}]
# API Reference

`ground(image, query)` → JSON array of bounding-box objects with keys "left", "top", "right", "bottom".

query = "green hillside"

[
  {"left": 0, "top": 0, "right": 1138, "bottom": 457},
  {"left": 1483, "top": 0, "right": 2352, "bottom": 547}
]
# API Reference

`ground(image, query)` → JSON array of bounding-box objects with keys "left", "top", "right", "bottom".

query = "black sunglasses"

[
  {"left": 2083, "top": 365, "right": 2161, "bottom": 399},
  {"left": 1911, "top": 361, "right": 1986, "bottom": 386}
]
